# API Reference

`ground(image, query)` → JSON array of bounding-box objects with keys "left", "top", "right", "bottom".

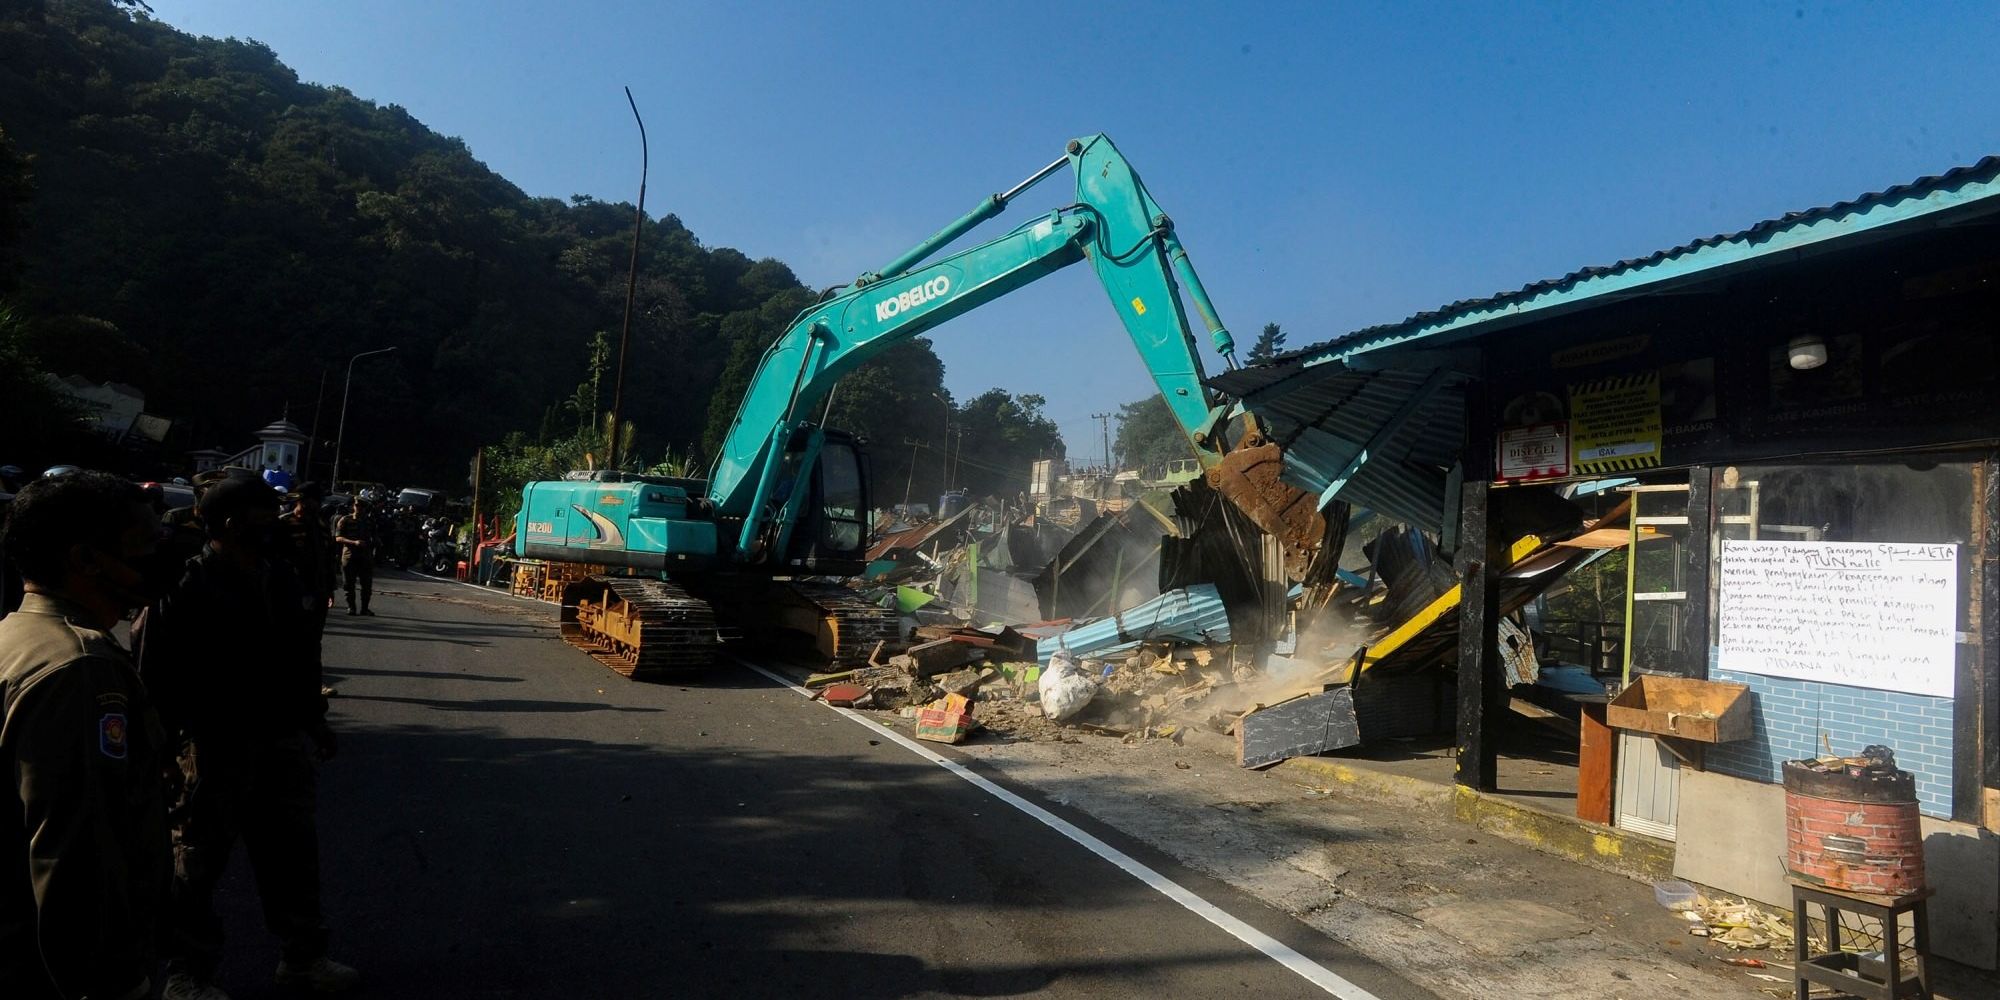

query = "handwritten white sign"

[{"left": 1717, "top": 540, "right": 1958, "bottom": 697}]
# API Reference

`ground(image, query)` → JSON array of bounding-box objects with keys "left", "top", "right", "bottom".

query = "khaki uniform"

[
  {"left": 285, "top": 508, "right": 337, "bottom": 664},
  {"left": 0, "top": 594, "right": 169, "bottom": 1000},
  {"left": 332, "top": 513, "right": 375, "bottom": 613}
]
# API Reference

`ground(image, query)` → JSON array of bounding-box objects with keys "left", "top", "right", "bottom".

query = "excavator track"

[
  {"left": 785, "top": 583, "right": 900, "bottom": 665},
  {"left": 560, "top": 575, "right": 720, "bottom": 679}
]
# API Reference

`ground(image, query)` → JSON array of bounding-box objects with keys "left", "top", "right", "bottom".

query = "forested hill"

[{"left": 0, "top": 0, "right": 983, "bottom": 486}]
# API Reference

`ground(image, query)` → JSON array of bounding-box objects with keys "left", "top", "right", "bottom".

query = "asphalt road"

[{"left": 201, "top": 572, "right": 1433, "bottom": 999}]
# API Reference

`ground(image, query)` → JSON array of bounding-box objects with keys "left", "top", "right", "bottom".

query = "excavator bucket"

[{"left": 1205, "top": 433, "right": 1327, "bottom": 582}]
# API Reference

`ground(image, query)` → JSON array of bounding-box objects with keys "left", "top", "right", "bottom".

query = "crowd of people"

[{"left": 1, "top": 468, "right": 367, "bottom": 1000}]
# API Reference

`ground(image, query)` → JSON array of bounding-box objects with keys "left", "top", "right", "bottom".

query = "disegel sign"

[{"left": 1496, "top": 422, "right": 1569, "bottom": 481}]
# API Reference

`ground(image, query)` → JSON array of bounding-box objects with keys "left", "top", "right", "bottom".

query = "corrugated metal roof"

[
  {"left": 1210, "top": 155, "right": 2000, "bottom": 534},
  {"left": 1215, "top": 362, "right": 1464, "bottom": 531},
  {"left": 1277, "top": 154, "right": 2000, "bottom": 365},
  {"left": 1035, "top": 583, "right": 1230, "bottom": 663}
]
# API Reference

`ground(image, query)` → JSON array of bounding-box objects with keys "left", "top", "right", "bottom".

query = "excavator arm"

[{"left": 710, "top": 134, "right": 1240, "bottom": 560}]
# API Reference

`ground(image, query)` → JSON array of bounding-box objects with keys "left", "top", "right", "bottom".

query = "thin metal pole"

[
  {"left": 605, "top": 86, "right": 648, "bottom": 473},
  {"left": 1622, "top": 494, "right": 1640, "bottom": 685},
  {"left": 331, "top": 347, "right": 396, "bottom": 488},
  {"left": 1000, "top": 154, "right": 1071, "bottom": 203},
  {"left": 470, "top": 447, "right": 483, "bottom": 548},
  {"left": 932, "top": 393, "right": 951, "bottom": 495},
  {"left": 303, "top": 366, "right": 327, "bottom": 479}
]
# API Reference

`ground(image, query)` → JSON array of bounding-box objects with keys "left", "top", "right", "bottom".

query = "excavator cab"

[{"left": 780, "top": 430, "right": 870, "bottom": 576}]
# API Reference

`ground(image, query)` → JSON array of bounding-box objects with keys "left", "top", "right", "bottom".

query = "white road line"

[
  {"left": 395, "top": 569, "right": 551, "bottom": 607},
  {"left": 738, "top": 659, "right": 1385, "bottom": 1000}
]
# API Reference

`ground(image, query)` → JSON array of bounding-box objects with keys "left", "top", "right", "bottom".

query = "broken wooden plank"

[
  {"left": 1509, "top": 696, "right": 1581, "bottom": 739},
  {"left": 1236, "top": 687, "right": 1360, "bottom": 769},
  {"left": 904, "top": 638, "right": 984, "bottom": 677},
  {"left": 1577, "top": 703, "right": 1614, "bottom": 825},
  {"left": 805, "top": 670, "right": 857, "bottom": 688}
]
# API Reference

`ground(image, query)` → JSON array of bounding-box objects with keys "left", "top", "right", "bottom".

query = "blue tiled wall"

[{"left": 1703, "top": 652, "right": 1955, "bottom": 817}]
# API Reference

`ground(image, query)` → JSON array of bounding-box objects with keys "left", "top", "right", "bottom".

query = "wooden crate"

[{"left": 1607, "top": 675, "right": 1752, "bottom": 743}]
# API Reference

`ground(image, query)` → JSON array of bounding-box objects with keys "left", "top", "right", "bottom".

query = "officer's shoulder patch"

[{"left": 99, "top": 713, "right": 128, "bottom": 759}]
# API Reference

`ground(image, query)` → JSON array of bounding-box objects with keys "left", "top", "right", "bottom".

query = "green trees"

[
  {"left": 1245, "top": 322, "right": 1288, "bottom": 365},
  {"left": 0, "top": 3, "right": 1064, "bottom": 506},
  {"left": 0, "top": 3, "right": 830, "bottom": 483},
  {"left": 1113, "top": 394, "right": 1194, "bottom": 474},
  {"left": 0, "top": 126, "right": 28, "bottom": 293},
  {"left": 950, "top": 389, "right": 1063, "bottom": 499}
]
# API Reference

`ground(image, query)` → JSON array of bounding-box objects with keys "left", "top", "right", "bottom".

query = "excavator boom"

[
  {"left": 519, "top": 133, "right": 1251, "bottom": 675},
  {"left": 708, "top": 134, "right": 1239, "bottom": 555}
]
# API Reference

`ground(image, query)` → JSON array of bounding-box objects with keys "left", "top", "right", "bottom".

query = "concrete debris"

[
  {"left": 936, "top": 666, "right": 999, "bottom": 697},
  {"left": 897, "top": 638, "right": 984, "bottom": 677}
]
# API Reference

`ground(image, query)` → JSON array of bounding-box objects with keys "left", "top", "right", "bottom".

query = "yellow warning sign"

[{"left": 1569, "top": 372, "right": 1662, "bottom": 474}]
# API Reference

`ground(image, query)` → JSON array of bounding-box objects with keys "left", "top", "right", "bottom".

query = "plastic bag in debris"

[{"left": 1039, "top": 650, "right": 1098, "bottom": 722}]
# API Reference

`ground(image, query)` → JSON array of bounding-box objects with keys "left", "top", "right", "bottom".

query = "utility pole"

[
  {"left": 931, "top": 392, "right": 952, "bottom": 494},
  {"left": 950, "top": 426, "right": 964, "bottom": 490},
  {"left": 902, "top": 438, "right": 922, "bottom": 507},
  {"left": 1091, "top": 411, "right": 1115, "bottom": 474},
  {"left": 605, "top": 86, "right": 648, "bottom": 473}
]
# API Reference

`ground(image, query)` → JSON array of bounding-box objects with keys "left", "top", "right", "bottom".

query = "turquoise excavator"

[{"left": 517, "top": 134, "right": 1243, "bottom": 678}]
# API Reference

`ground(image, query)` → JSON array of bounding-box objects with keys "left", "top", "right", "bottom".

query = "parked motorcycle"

[{"left": 422, "top": 515, "right": 461, "bottom": 576}]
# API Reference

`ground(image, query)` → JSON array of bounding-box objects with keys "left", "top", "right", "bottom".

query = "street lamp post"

[{"left": 331, "top": 346, "right": 398, "bottom": 489}]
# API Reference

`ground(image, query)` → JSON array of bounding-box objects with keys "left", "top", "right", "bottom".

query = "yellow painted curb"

[
  {"left": 1271, "top": 755, "right": 1675, "bottom": 882},
  {"left": 1273, "top": 756, "right": 1456, "bottom": 812},
  {"left": 1451, "top": 784, "right": 1676, "bottom": 881}
]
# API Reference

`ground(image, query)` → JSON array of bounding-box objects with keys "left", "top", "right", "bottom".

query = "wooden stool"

[{"left": 1790, "top": 881, "right": 1933, "bottom": 1000}]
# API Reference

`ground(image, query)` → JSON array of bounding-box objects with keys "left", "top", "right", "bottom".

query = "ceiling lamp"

[{"left": 1788, "top": 334, "right": 1828, "bottom": 371}]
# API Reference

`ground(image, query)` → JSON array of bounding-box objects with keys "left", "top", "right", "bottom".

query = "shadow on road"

[
  {"left": 200, "top": 713, "right": 1294, "bottom": 998},
  {"left": 329, "top": 665, "right": 525, "bottom": 684},
  {"left": 338, "top": 695, "right": 665, "bottom": 714}
]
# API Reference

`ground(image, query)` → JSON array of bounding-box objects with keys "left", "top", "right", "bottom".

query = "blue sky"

[{"left": 148, "top": 1, "right": 2000, "bottom": 463}]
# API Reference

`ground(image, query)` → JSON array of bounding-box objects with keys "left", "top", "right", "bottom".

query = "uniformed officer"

[
  {"left": 0, "top": 471, "right": 174, "bottom": 1000},
  {"left": 283, "top": 482, "right": 338, "bottom": 657},
  {"left": 140, "top": 477, "right": 358, "bottom": 999},
  {"left": 331, "top": 497, "right": 375, "bottom": 616}
]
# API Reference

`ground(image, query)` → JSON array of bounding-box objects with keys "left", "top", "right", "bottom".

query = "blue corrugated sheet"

[
  {"left": 1036, "top": 584, "right": 1230, "bottom": 663},
  {"left": 1211, "top": 363, "right": 1462, "bottom": 532}
]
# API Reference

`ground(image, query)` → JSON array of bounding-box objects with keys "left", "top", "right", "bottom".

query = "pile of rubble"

[
  {"left": 805, "top": 614, "right": 1351, "bottom": 761},
  {"left": 831, "top": 475, "right": 1632, "bottom": 771}
]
